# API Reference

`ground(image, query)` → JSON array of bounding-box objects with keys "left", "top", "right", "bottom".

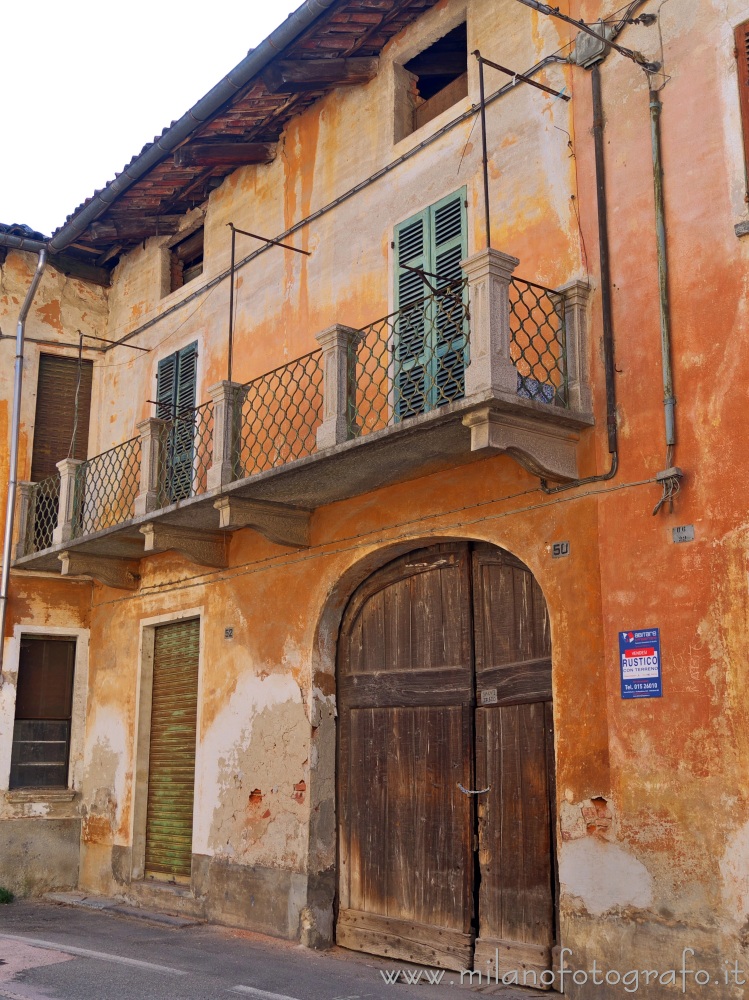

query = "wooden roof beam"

[
  {"left": 174, "top": 142, "right": 277, "bottom": 169},
  {"left": 263, "top": 57, "right": 378, "bottom": 94}
]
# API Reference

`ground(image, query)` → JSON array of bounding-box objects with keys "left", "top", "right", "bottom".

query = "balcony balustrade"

[{"left": 14, "top": 249, "right": 593, "bottom": 586}]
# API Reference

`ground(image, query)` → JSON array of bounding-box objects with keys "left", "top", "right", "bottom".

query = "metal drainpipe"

[
  {"left": 649, "top": 86, "right": 675, "bottom": 455},
  {"left": 0, "top": 249, "right": 47, "bottom": 678},
  {"left": 540, "top": 62, "right": 618, "bottom": 493}
]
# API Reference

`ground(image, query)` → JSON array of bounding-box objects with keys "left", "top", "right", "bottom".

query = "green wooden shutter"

[
  {"left": 145, "top": 618, "right": 200, "bottom": 881},
  {"left": 430, "top": 191, "right": 467, "bottom": 406},
  {"left": 156, "top": 343, "right": 197, "bottom": 502},
  {"left": 394, "top": 209, "right": 429, "bottom": 419},
  {"left": 393, "top": 191, "right": 467, "bottom": 418},
  {"left": 156, "top": 352, "right": 178, "bottom": 420},
  {"left": 171, "top": 343, "right": 198, "bottom": 501}
]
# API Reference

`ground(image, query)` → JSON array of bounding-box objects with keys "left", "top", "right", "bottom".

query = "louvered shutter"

[
  {"left": 156, "top": 352, "right": 178, "bottom": 420},
  {"left": 31, "top": 355, "right": 93, "bottom": 481},
  {"left": 430, "top": 192, "right": 468, "bottom": 405},
  {"left": 145, "top": 618, "right": 200, "bottom": 881},
  {"left": 736, "top": 21, "right": 749, "bottom": 184},
  {"left": 394, "top": 209, "right": 429, "bottom": 419},
  {"left": 156, "top": 343, "right": 197, "bottom": 503},
  {"left": 171, "top": 343, "right": 198, "bottom": 501}
]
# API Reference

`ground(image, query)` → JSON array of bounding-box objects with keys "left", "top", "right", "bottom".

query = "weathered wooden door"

[
  {"left": 337, "top": 542, "right": 556, "bottom": 975},
  {"left": 145, "top": 618, "right": 200, "bottom": 882},
  {"left": 337, "top": 544, "right": 476, "bottom": 970},
  {"left": 472, "top": 543, "right": 556, "bottom": 981}
]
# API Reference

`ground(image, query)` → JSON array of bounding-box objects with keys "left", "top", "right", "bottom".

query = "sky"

[{"left": 2, "top": 1, "right": 304, "bottom": 236}]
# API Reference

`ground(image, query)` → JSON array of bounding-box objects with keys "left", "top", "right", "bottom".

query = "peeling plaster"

[{"left": 559, "top": 837, "right": 654, "bottom": 916}]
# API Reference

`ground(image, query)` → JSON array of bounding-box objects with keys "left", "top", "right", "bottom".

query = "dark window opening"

[
  {"left": 170, "top": 228, "right": 204, "bottom": 293},
  {"left": 404, "top": 23, "right": 468, "bottom": 133},
  {"left": 10, "top": 637, "right": 76, "bottom": 790}
]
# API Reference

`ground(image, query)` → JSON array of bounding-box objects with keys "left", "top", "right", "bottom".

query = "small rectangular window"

[
  {"left": 169, "top": 228, "right": 204, "bottom": 293},
  {"left": 735, "top": 21, "right": 749, "bottom": 187},
  {"left": 10, "top": 637, "right": 76, "bottom": 790},
  {"left": 401, "top": 23, "right": 468, "bottom": 135}
]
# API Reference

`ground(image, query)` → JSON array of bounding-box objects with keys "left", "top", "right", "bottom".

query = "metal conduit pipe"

[
  {"left": 48, "top": 0, "right": 339, "bottom": 253},
  {"left": 649, "top": 86, "right": 675, "bottom": 454},
  {"left": 541, "top": 63, "right": 618, "bottom": 493},
  {"left": 0, "top": 249, "right": 47, "bottom": 678}
]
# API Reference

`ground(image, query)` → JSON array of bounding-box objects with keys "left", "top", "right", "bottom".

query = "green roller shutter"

[
  {"left": 394, "top": 190, "right": 467, "bottom": 418},
  {"left": 145, "top": 618, "right": 200, "bottom": 881}
]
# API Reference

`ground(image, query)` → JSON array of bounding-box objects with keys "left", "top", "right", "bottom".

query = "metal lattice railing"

[
  {"left": 25, "top": 475, "right": 60, "bottom": 554},
  {"left": 234, "top": 351, "right": 324, "bottom": 477},
  {"left": 72, "top": 437, "right": 142, "bottom": 538},
  {"left": 156, "top": 400, "right": 214, "bottom": 507},
  {"left": 509, "top": 277, "right": 568, "bottom": 406},
  {"left": 350, "top": 278, "right": 469, "bottom": 437}
]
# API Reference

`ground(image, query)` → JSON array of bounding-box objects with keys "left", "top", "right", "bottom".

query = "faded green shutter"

[
  {"left": 145, "top": 618, "right": 200, "bottom": 881},
  {"left": 157, "top": 342, "right": 197, "bottom": 502},
  {"left": 394, "top": 208, "right": 429, "bottom": 419},
  {"left": 393, "top": 190, "right": 467, "bottom": 418},
  {"left": 430, "top": 191, "right": 467, "bottom": 405}
]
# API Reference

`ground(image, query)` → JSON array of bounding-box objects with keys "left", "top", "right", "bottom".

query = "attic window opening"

[
  {"left": 170, "top": 227, "right": 204, "bottom": 293},
  {"left": 403, "top": 22, "right": 468, "bottom": 134}
]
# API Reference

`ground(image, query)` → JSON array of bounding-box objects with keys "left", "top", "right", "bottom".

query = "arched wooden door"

[{"left": 337, "top": 542, "right": 556, "bottom": 977}]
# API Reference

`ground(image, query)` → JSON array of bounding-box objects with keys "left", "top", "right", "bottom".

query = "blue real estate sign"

[{"left": 619, "top": 628, "right": 662, "bottom": 699}]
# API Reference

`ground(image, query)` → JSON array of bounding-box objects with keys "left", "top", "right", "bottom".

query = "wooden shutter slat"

[
  {"left": 145, "top": 618, "right": 199, "bottom": 880},
  {"left": 31, "top": 355, "right": 93, "bottom": 481}
]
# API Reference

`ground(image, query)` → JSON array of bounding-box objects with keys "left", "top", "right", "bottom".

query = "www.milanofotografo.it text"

[{"left": 379, "top": 949, "right": 748, "bottom": 992}]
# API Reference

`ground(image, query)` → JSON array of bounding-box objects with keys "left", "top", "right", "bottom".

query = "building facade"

[{"left": 1, "top": 1, "right": 748, "bottom": 996}]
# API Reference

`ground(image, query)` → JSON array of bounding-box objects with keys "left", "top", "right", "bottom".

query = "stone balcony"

[{"left": 14, "top": 249, "right": 593, "bottom": 589}]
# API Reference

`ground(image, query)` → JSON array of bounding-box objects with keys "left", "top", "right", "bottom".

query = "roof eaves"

[{"left": 49, "top": 0, "right": 340, "bottom": 254}]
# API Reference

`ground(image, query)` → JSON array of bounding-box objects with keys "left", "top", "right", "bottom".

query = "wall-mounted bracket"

[
  {"left": 140, "top": 523, "right": 228, "bottom": 567},
  {"left": 214, "top": 496, "right": 311, "bottom": 548},
  {"left": 462, "top": 405, "right": 580, "bottom": 482},
  {"left": 59, "top": 551, "right": 140, "bottom": 591}
]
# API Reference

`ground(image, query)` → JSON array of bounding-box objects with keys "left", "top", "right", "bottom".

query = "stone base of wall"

[
  {"left": 559, "top": 912, "right": 743, "bottom": 1000},
  {"left": 103, "top": 848, "right": 335, "bottom": 945},
  {"left": 0, "top": 818, "right": 81, "bottom": 897}
]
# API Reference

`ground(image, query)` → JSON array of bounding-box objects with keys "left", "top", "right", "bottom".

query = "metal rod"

[
  {"left": 473, "top": 52, "right": 570, "bottom": 101},
  {"left": 230, "top": 226, "right": 311, "bottom": 256},
  {"left": 592, "top": 65, "right": 618, "bottom": 456},
  {"left": 649, "top": 87, "right": 675, "bottom": 450},
  {"left": 81, "top": 333, "right": 150, "bottom": 352},
  {"left": 513, "top": 0, "right": 660, "bottom": 73},
  {"left": 475, "top": 51, "right": 492, "bottom": 249},
  {"left": 228, "top": 224, "right": 236, "bottom": 383},
  {"left": 0, "top": 249, "right": 47, "bottom": 678}
]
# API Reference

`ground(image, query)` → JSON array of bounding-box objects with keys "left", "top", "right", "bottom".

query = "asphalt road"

[{"left": 0, "top": 901, "right": 538, "bottom": 1000}]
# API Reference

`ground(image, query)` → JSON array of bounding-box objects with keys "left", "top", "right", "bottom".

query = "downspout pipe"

[
  {"left": 649, "top": 87, "right": 675, "bottom": 454},
  {"left": 48, "top": 0, "right": 339, "bottom": 253},
  {"left": 541, "top": 62, "right": 618, "bottom": 493},
  {"left": 0, "top": 249, "right": 47, "bottom": 677}
]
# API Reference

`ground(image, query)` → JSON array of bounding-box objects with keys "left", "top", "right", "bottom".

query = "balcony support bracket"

[
  {"left": 140, "top": 522, "right": 228, "bottom": 568},
  {"left": 59, "top": 551, "right": 140, "bottom": 591},
  {"left": 214, "top": 496, "right": 311, "bottom": 548},
  {"left": 462, "top": 405, "right": 580, "bottom": 482}
]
